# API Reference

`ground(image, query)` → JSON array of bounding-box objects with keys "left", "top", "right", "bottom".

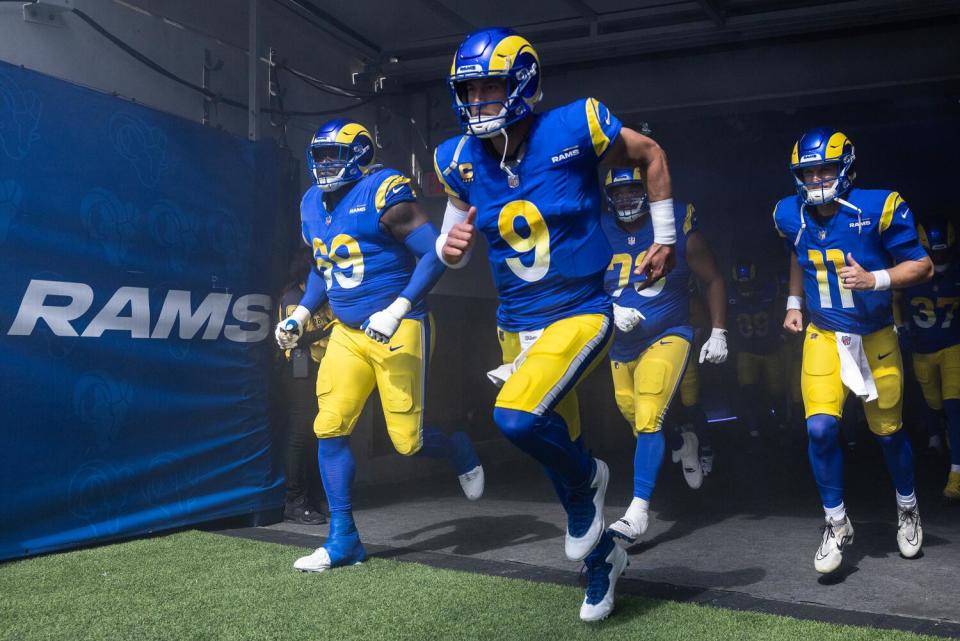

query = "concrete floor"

[{"left": 254, "top": 430, "right": 960, "bottom": 630}]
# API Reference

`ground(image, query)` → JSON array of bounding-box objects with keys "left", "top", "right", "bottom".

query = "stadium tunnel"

[{"left": 1, "top": 0, "right": 959, "bottom": 636}]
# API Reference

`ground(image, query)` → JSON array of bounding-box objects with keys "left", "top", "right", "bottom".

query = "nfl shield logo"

[
  {"left": 818, "top": 230, "right": 826, "bottom": 240},
  {"left": 325, "top": 215, "right": 332, "bottom": 224},
  {"left": 627, "top": 236, "right": 636, "bottom": 246},
  {"left": 841, "top": 336, "right": 852, "bottom": 346}
]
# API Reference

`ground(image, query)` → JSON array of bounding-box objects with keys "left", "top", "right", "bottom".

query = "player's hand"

[
  {"left": 612, "top": 303, "right": 644, "bottom": 333},
  {"left": 275, "top": 305, "right": 312, "bottom": 349},
  {"left": 838, "top": 253, "right": 874, "bottom": 290},
  {"left": 441, "top": 206, "right": 477, "bottom": 266},
  {"left": 362, "top": 298, "right": 412, "bottom": 344},
  {"left": 699, "top": 328, "right": 728, "bottom": 364},
  {"left": 275, "top": 318, "right": 303, "bottom": 349},
  {"left": 634, "top": 243, "right": 676, "bottom": 289},
  {"left": 783, "top": 309, "right": 803, "bottom": 334}
]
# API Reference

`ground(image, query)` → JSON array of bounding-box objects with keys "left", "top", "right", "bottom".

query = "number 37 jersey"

[
  {"left": 773, "top": 188, "right": 927, "bottom": 335},
  {"left": 434, "top": 98, "right": 622, "bottom": 332},
  {"left": 300, "top": 168, "right": 424, "bottom": 329}
]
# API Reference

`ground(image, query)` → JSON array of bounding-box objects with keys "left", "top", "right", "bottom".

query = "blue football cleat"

[
  {"left": 565, "top": 458, "right": 609, "bottom": 561},
  {"left": 580, "top": 533, "right": 629, "bottom": 622},
  {"left": 294, "top": 511, "right": 367, "bottom": 572}
]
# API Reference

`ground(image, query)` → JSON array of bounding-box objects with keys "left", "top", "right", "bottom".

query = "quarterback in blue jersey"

[
  {"left": 774, "top": 127, "right": 934, "bottom": 574},
  {"left": 275, "top": 120, "right": 484, "bottom": 573},
  {"left": 434, "top": 28, "right": 675, "bottom": 622},
  {"left": 600, "top": 168, "right": 728, "bottom": 548},
  {"left": 728, "top": 258, "right": 785, "bottom": 437},
  {"left": 900, "top": 219, "right": 960, "bottom": 499}
]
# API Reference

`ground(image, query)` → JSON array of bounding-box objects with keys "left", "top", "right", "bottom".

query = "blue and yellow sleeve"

[
  {"left": 681, "top": 203, "right": 698, "bottom": 236},
  {"left": 432, "top": 142, "right": 468, "bottom": 202},
  {"left": 582, "top": 97, "right": 622, "bottom": 161},
  {"left": 374, "top": 171, "right": 416, "bottom": 217},
  {"left": 878, "top": 192, "right": 927, "bottom": 262}
]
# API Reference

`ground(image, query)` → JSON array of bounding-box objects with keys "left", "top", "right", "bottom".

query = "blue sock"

[
  {"left": 317, "top": 436, "right": 355, "bottom": 514},
  {"left": 945, "top": 399, "right": 960, "bottom": 467},
  {"left": 417, "top": 426, "right": 453, "bottom": 459},
  {"left": 876, "top": 429, "right": 915, "bottom": 497},
  {"left": 806, "top": 414, "right": 844, "bottom": 508},
  {"left": 633, "top": 431, "right": 665, "bottom": 500},
  {"left": 494, "top": 407, "right": 592, "bottom": 489}
]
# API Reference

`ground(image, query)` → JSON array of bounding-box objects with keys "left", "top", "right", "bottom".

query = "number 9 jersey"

[
  {"left": 300, "top": 168, "right": 423, "bottom": 328},
  {"left": 773, "top": 188, "right": 928, "bottom": 334},
  {"left": 433, "top": 98, "right": 621, "bottom": 332}
]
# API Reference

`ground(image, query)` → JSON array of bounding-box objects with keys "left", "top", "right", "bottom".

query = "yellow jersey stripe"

[
  {"left": 432, "top": 149, "right": 460, "bottom": 199},
  {"left": 374, "top": 175, "right": 411, "bottom": 212},
  {"left": 585, "top": 98, "right": 610, "bottom": 157},
  {"left": 879, "top": 191, "right": 902, "bottom": 234}
]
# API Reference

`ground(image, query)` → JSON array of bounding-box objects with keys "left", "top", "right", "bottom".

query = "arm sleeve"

[
  {"left": 435, "top": 198, "right": 473, "bottom": 269},
  {"left": 298, "top": 265, "right": 328, "bottom": 313},
  {"left": 399, "top": 222, "right": 446, "bottom": 306},
  {"left": 880, "top": 195, "right": 928, "bottom": 263}
]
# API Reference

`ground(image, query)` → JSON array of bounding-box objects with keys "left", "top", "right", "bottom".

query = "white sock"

[
  {"left": 625, "top": 497, "right": 649, "bottom": 523},
  {"left": 896, "top": 491, "right": 917, "bottom": 510},
  {"left": 951, "top": 464, "right": 960, "bottom": 473},
  {"left": 824, "top": 502, "right": 846, "bottom": 523}
]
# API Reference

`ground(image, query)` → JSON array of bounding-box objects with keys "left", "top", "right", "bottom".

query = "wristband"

[
  {"left": 649, "top": 199, "right": 676, "bottom": 246},
  {"left": 871, "top": 269, "right": 891, "bottom": 291},
  {"left": 786, "top": 296, "right": 803, "bottom": 311}
]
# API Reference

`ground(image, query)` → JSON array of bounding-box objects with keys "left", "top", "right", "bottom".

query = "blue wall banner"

[{"left": 0, "top": 61, "right": 287, "bottom": 560}]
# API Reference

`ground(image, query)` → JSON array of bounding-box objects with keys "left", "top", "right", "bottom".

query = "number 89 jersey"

[
  {"left": 773, "top": 188, "right": 928, "bottom": 335},
  {"left": 300, "top": 168, "right": 424, "bottom": 329},
  {"left": 434, "top": 98, "right": 622, "bottom": 332}
]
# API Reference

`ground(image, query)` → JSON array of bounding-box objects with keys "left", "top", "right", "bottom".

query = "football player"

[
  {"left": 434, "top": 28, "right": 675, "bottom": 622},
  {"left": 774, "top": 127, "right": 934, "bottom": 574},
  {"left": 277, "top": 120, "right": 485, "bottom": 573},
  {"left": 899, "top": 219, "right": 960, "bottom": 499},
  {"left": 728, "top": 258, "right": 784, "bottom": 437},
  {"left": 601, "top": 168, "right": 727, "bottom": 547}
]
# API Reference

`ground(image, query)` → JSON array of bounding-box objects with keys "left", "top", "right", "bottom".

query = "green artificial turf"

[{"left": 0, "top": 530, "right": 943, "bottom": 641}]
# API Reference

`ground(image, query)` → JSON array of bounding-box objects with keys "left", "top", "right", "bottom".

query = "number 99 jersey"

[
  {"left": 773, "top": 188, "right": 927, "bottom": 335},
  {"left": 300, "top": 168, "right": 424, "bottom": 329},
  {"left": 433, "top": 98, "right": 622, "bottom": 332}
]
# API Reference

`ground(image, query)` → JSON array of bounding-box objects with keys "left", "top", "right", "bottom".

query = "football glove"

[
  {"left": 699, "top": 327, "right": 728, "bottom": 364},
  {"left": 275, "top": 305, "right": 311, "bottom": 349},
  {"left": 362, "top": 298, "right": 411, "bottom": 344},
  {"left": 613, "top": 303, "right": 645, "bottom": 333}
]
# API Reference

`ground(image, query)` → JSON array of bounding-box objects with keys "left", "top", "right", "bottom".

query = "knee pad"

[
  {"left": 314, "top": 407, "right": 346, "bottom": 438},
  {"left": 382, "top": 371, "right": 415, "bottom": 414},
  {"left": 874, "top": 370, "right": 902, "bottom": 410}
]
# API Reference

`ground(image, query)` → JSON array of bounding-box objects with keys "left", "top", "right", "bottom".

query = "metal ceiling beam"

[
  {"left": 697, "top": 0, "right": 726, "bottom": 26},
  {"left": 386, "top": 0, "right": 960, "bottom": 84},
  {"left": 276, "top": 0, "right": 381, "bottom": 61},
  {"left": 560, "top": 0, "right": 600, "bottom": 36},
  {"left": 416, "top": 0, "right": 476, "bottom": 33}
]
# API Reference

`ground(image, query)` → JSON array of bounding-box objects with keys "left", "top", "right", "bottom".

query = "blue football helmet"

[
  {"left": 603, "top": 168, "right": 648, "bottom": 223},
  {"left": 732, "top": 259, "right": 756, "bottom": 284},
  {"left": 789, "top": 127, "right": 855, "bottom": 205},
  {"left": 448, "top": 27, "right": 542, "bottom": 138},
  {"left": 306, "top": 119, "right": 376, "bottom": 192},
  {"left": 918, "top": 218, "right": 956, "bottom": 272}
]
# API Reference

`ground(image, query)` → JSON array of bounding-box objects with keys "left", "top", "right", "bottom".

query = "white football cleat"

[
  {"left": 580, "top": 536, "right": 629, "bottom": 622},
  {"left": 608, "top": 512, "right": 648, "bottom": 549},
  {"left": 294, "top": 547, "right": 333, "bottom": 573},
  {"left": 676, "top": 432, "right": 703, "bottom": 489},
  {"left": 814, "top": 515, "right": 854, "bottom": 574},
  {"left": 896, "top": 505, "right": 923, "bottom": 558},
  {"left": 458, "top": 465, "right": 485, "bottom": 501}
]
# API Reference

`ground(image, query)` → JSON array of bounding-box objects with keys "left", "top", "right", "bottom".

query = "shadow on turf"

[{"left": 390, "top": 514, "right": 563, "bottom": 555}]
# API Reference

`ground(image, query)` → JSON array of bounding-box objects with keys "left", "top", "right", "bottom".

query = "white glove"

[
  {"left": 699, "top": 327, "right": 728, "bottom": 364},
  {"left": 613, "top": 303, "right": 645, "bottom": 333},
  {"left": 362, "top": 298, "right": 411, "bottom": 344},
  {"left": 275, "top": 305, "right": 312, "bottom": 349}
]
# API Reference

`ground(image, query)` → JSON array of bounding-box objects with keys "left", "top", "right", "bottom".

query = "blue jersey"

[
  {"left": 728, "top": 277, "right": 781, "bottom": 355},
  {"left": 300, "top": 168, "right": 425, "bottom": 328},
  {"left": 602, "top": 202, "right": 697, "bottom": 362},
  {"left": 903, "top": 263, "right": 960, "bottom": 354},
  {"left": 434, "top": 98, "right": 622, "bottom": 332},
  {"left": 773, "top": 188, "right": 927, "bottom": 334}
]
